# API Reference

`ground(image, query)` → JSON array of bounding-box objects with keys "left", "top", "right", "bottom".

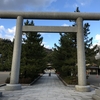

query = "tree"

[
  {"left": 0, "top": 38, "right": 13, "bottom": 71},
  {"left": 44, "top": 48, "right": 53, "bottom": 64},
  {"left": 20, "top": 20, "right": 47, "bottom": 79},
  {"left": 53, "top": 33, "right": 77, "bottom": 76},
  {"left": 52, "top": 7, "right": 97, "bottom": 77},
  {"left": 84, "top": 23, "right": 97, "bottom": 64}
]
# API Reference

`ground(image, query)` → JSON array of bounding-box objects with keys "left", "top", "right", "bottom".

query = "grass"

[
  {"left": 60, "top": 75, "right": 90, "bottom": 85},
  {"left": 5, "top": 74, "right": 40, "bottom": 84},
  {"left": 61, "top": 76, "right": 78, "bottom": 85}
]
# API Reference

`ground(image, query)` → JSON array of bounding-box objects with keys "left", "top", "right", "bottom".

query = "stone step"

[
  {"left": 0, "top": 92, "right": 2, "bottom": 97},
  {"left": 95, "top": 89, "right": 100, "bottom": 96},
  {"left": 92, "top": 94, "right": 100, "bottom": 100}
]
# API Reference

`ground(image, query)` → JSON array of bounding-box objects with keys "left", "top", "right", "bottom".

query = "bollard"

[{"left": 0, "top": 92, "right": 2, "bottom": 97}]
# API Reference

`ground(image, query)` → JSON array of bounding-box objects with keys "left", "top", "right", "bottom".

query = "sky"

[{"left": 0, "top": 0, "right": 100, "bottom": 49}]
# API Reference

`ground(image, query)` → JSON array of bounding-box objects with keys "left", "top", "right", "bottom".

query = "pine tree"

[
  {"left": 52, "top": 7, "right": 97, "bottom": 77},
  {"left": 0, "top": 38, "right": 13, "bottom": 71},
  {"left": 53, "top": 33, "right": 77, "bottom": 76},
  {"left": 20, "top": 20, "right": 47, "bottom": 79},
  {"left": 84, "top": 23, "right": 97, "bottom": 64}
]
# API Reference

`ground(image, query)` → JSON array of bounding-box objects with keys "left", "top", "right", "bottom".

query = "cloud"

[
  {"left": 0, "top": 26, "right": 5, "bottom": 33},
  {"left": 76, "top": 0, "right": 92, "bottom": 6},
  {"left": 39, "top": 33, "right": 46, "bottom": 35},
  {"left": 42, "top": 42, "right": 51, "bottom": 49},
  {"left": 0, "top": 25, "right": 15, "bottom": 41},
  {"left": 94, "top": 34, "right": 100, "bottom": 47},
  {"left": 7, "top": 26, "right": 16, "bottom": 34},
  {"left": 91, "top": 34, "right": 100, "bottom": 49},
  {"left": 62, "top": 23, "right": 69, "bottom": 26},
  {"left": 0, "top": 26, "right": 5, "bottom": 38},
  {"left": 5, "top": 34, "right": 14, "bottom": 41},
  {"left": 0, "top": 33, "right": 2, "bottom": 38},
  {"left": 72, "top": 3, "right": 79, "bottom": 8},
  {"left": 80, "top": 2, "right": 85, "bottom": 6},
  {"left": 95, "top": 34, "right": 100, "bottom": 41},
  {"left": 0, "top": 0, "right": 57, "bottom": 11},
  {"left": 65, "top": 0, "right": 92, "bottom": 8},
  {"left": 65, "top": 0, "right": 77, "bottom": 8}
]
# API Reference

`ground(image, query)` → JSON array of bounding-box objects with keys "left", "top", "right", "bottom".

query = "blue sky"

[{"left": 0, "top": 0, "right": 100, "bottom": 49}]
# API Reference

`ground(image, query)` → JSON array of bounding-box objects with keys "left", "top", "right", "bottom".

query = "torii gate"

[{"left": 0, "top": 12, "right": 99, "bottom": 93}]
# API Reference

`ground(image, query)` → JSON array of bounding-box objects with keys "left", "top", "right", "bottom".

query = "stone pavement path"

[{"left": 0, "top": 74, "right": 95, "bottom": 100}]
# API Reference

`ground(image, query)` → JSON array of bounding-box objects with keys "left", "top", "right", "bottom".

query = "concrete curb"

[
  {"left": 0, "top": 92, "right": 2, "bottom": 97},
  {"left": 57, "top": 74, "right": 68, "bottom": 86},
  {"left": 0, "top": 83, "right": 6, "bottom": 87},
  {"left": 30, "top": 74, "right": 43, "bottom": 85},
  {"left": 0, "top": 75, "right": 43, "bottom": 86},
  {"left": 57, "top": 74, "right": 75, "bottom": 87}
]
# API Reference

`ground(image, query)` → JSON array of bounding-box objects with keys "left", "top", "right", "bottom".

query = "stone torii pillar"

[
  {"left": 75, "top": 17, "right": 90, "bottom": 92},
  {"left": 5, "top": 16, "right": 23, "bottom": 90}
]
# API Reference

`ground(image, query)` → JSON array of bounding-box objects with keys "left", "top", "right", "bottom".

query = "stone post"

[
  {"left": 5, "top": 16, "right": 23, "bottom": 91},
  {"left": 75, "top": 17, "right": 90, "bottom": 92},
  {"left": 0, "top": 92, "right": 2, "bottom": 97}
]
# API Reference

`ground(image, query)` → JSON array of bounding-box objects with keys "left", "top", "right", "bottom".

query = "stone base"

[
  {"left": 75, "top": 85, "right": 91, "bottom": 92},
  {"left": 92, "top": 94, "right": 100, "bottom": 100},
  {"left": 0, "top": 92, "right": 2, "bottom": 97},
  {"left": 92, "top": 89, "right": 100, "bottom": 100},
  {"left": 5, "top": 84, "right": 21, "bottom": 91}
]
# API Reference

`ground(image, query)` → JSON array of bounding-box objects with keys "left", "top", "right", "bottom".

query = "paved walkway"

[
  {"left": 0, "top": 74, "right": 96, "bottom": 100},
  {"left": 87, "top": 75, "right": 100, "bottom": 86}
]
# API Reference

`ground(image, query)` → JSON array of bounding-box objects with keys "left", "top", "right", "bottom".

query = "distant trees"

[
  {"left": 44, "top": 48, "right": 53, "bottom": 64},
  {"left": 0, "top": 38, "right": 13, "bottom": 71}
]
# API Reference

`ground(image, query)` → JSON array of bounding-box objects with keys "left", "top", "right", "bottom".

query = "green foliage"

[
  {"left": 84, "top": 23, "right": 97, "bottom": 64},
  {"left": 52, "top": 33, "right": 77, "bottom": 76},
  {"left": 62, "top": 76, "right": 78, "bottom": 85},
  {"left": 44, "top": 48, "right": 53, "bottom": 64},
  {"left": 0, "top": 38, "right": 13, "bottom": 71},
  {"left": 52, "top": 7, "right": 97, "bottom": 77},
  {"left": 20, "top": 20, "right": 47, "bottom": 79}
]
